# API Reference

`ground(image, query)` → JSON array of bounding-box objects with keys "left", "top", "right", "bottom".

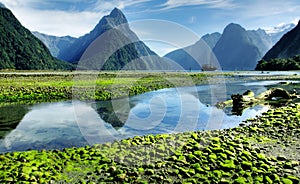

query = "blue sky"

[{"left": 1, "top": 0, "right": 300, "bottom": 55}]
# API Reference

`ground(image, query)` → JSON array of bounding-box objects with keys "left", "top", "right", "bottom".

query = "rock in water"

[{"left": 257, "top": 88, "right": 292, "bottom": 100}]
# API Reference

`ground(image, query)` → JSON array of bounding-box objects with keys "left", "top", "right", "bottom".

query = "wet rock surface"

[{"left": 218, "top": 88, "right": 298, "bottom": 115}]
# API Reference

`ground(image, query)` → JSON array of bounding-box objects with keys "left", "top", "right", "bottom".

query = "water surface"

[{"left": 0, "top": 79, "right": 292, "bottom": 152}]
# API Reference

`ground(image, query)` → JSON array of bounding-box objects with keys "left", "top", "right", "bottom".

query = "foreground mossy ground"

[{"left": 0, "top": 103, "right": 299, "bottom": 183}]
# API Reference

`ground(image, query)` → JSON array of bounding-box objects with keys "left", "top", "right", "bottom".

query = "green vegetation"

[
  {"left": 0, "top": 71, "right": 300, "bottom": 183},
  {"left": 256, "top": 55, "right": 300, "bottom": 71},
  {"left": 0, "top": 8, "right": 74, "bottom": 70},
  {"left": 0, "top": 103, "right": 299, "bottom": 183},
  {"left": 0, "top": 72, "right": 211, "bottom": 104}
]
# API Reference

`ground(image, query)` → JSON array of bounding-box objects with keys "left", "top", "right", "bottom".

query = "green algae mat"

[
  {"left": 0, "top": 103, "right": 299, "bottom": 183},
  {"left": 0, "top": 72, "right": 211, "bottom": 104}
]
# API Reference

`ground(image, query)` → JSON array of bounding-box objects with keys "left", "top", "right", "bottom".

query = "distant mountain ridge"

[
  {"left": 0, "top": 6, "right": 73, "bottom": 70},
  {"left": 55, "top": 8, "right": 164, "bottom": 70},
  {"left": 266, "top": 23, "right": 295, "bottom": 34},
  {"left": 33, "top": 32, "right": 76, "bottom": 58},
  {"left": 164, "top": 33, "right": 221, "bottom": 70},
  {"left": 266, "top": 23, "right": 296, "bottom": 44},
  {"left": 213, "top": 23, "right": 270, "bottom": 70},
  {"left": 164, "top": 22, "right": 295, "bottom": 70},
  {"left": 58, "top": 7, "right": 130, "bottom": 63},
  {"left": 263, "top": 20, "right": 300, "bottom": 61},
  {"left": 29, "top": 6, "right": 296, "bottom": 71},
  {"left": 201, "top": 32, "right": 222, "bottom": 49}
]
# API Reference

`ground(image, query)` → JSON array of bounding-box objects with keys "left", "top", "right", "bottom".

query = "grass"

[
  {"left": 0, "top": 71, "right": 218, "bottom": 104},
  {"left": 1, "top": 70, "right": 299, "bottom": 105}
]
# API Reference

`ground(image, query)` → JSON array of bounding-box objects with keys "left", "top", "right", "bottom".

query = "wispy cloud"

[
  {"left": 0, "top": 0, "right": 150, "bottom": 37},
  {"left": 233, "top": 0, "right": 300, "bottom": 19},
  {"left": 1, "top": 0, "right": 299, "bottom": 42},
  {"left": 226, "top": 0, "right": 300, "bottom": 30},
  {"left": 160, "top": 0, "right": 236, "bottom": 10}
]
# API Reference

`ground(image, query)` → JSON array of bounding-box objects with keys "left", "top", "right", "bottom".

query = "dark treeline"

[{"left": 255, "top": 55, "right": 300, "bottom": 71}]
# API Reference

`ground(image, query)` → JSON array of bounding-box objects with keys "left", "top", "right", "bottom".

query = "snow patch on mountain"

[{"left": 265, "top": 23, "right": 295, "bottom": 35}]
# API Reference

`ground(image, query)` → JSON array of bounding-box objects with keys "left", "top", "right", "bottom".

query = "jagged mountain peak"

[
  {"left": 255, "top": 28, "right": 267, "bottom": 34},
  {"left": 201, "top": 32, "right": 222, "bottom": 49},
  {"left": 264, "top": 21, "right": 296, "bottom": 44},
  {"left": 58, "top": 8, "right": 131, "bottom": 62},
  {"left": 213, "top": 23, "right": 267, "bottom": 70},
  {"left": 202, "top": 32, "right": 221, "bottom": 37},
  {"left": 263, "top": 19, "right": 300, "bottom": 61},
  {"left": 100, "top": 7, "right": 128, "bottom": 28},
  {"left": 110, "top": 7, "right": 125, "bottom": 19},
  {"left": 224, "top": 23, "right": 245, "bottom": 32},
  {"left": 57, "top": 7, "right": 162, "bottom": 70}
]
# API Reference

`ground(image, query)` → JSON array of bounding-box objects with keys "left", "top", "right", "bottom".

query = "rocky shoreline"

[{"left": 0, "top": 103, "right": 299, "bottom": 183}]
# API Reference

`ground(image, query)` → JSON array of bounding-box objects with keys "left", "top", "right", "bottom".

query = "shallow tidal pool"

[{"left": 1, "top": 79, "right": 294, "bottom": 152}]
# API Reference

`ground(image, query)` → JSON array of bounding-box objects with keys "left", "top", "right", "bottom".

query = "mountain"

[
  {"left": 0, "top": 6, "right": 73, "bottom": 70},
  {"left": 164, "top": 21, "right": 295, "bottom": 71},
  {"left": 247, "top": 29, "right": 273, "bottom": 55},
  {"left": 262, "top": 20, "right": 300, "bottom": 61},
  {"left": 266, "top": 23, "right": 296, "bottom": 44},
  {"left": 33, "top": 32, "right": 76, "bottom": 57},
  {"left": 58, "top": 8, "right": 165, "bottom": 70},
  {"left": 164, "top": 33, "right": 221, "bottom": 70},
  {"left": 201, "top": 32, "right": 222, "bottom": 49},
  {"left": 164, "top": 24, "right": 276, "bottom": 71},
  {"left": 213, "top": 23, "right": 271, "bottom": 70}
]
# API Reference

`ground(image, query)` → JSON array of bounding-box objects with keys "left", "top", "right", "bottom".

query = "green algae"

[{"left": 0, "top": 103, "right": 299, "bottom": 183}]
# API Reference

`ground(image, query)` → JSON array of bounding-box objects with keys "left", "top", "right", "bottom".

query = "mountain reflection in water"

[{"left": 1, "top": 79, "right": 291, "bottom": 152}]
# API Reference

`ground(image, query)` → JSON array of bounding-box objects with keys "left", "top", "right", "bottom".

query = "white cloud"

[
  {"left": 12, "top": 8, "right": 104, "bottom": 37},
  {"left": 206, "top": 0, "right": 300, "bottom": 32},
  {"left": 0, "top": 0, "right": 150, "bottom": 37},
  {"left": 94, "top": 0, "right": 150, "bottom": 11},
  {"left": 1, "top": 0, "right": 299, "bottom": 39},
  {"left": 161, "top": 0, "right": 236, "bottom": 10},
  {"left": 292, "top": 17, "right": 300, "bottom": 25},
  {"left": 235, "top": 0, "right": 300, "bottom": 19}
]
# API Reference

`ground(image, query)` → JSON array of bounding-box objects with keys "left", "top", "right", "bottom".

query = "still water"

[{"left": 0, "top": 80, "right": 291, "bottom": 152}]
